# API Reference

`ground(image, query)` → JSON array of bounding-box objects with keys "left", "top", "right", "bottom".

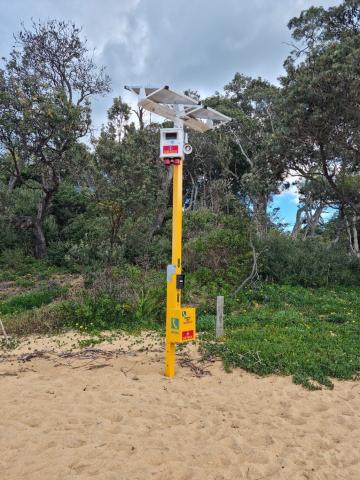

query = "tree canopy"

[{"left": 1, "top": 2, "right": 360, "bottom": 280}]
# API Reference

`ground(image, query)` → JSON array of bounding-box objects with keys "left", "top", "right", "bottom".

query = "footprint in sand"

[
  {"left": 22, "top": 416, "right": 42, "bottom": 428},
  {"left": 68, "top": 461, "right": 92, "bottom": 474},
  {"left": 106, "top": 413, "right": 124, "bottom": 423},
  {"left": 313, "top": 402, "right": 330, "bottom": 413},
  {"left": 107, "top": 424, "right": 123, "bottom": 434},
  {"left": 67, "top": 437, "right": 87, "bottom": 448},
  {"left": 251, "top": 434, "right": 274, "bottom": 447},
  {"left": 288, "top": 415, "right": 307, "bottom": 426}
]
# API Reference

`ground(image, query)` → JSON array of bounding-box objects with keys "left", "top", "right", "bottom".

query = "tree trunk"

[
  {"left": 33, "top": 220, "right": 47, "bottom": 259},
  {"left": 345, "top": 214, "right": 353, "bottom": 253},
  {"left": 187, "top": 172, "right": 196, "bottom": 210},
  {"left": 8, "top": 175, "right": 18, "bottom": 193},
  {"left": 134, "top": 106, "right": 145, "bottom": 130},
  {"left": 14, "top": 167, "right": 58, "bottom": 259},
  {"left": 149, "top": 167, "right": 173, "bottom": 238},
  {"left": 33, "top": 170, "right": 57, "bottom": 258},
  {"left": 352, "top": 213, "right": 359, "bottom": 257},
  {"left": 193, "top": 183, "right": 198, "bottom": 210},
  {"left": 251, "top": 193, "right": 268, "bottom": 238},
  {"left": 309, "top": 206, "right": 323, "bottom": 237},
  {"left": 291, "top": 206, "right": 306, "bottom": 239}
]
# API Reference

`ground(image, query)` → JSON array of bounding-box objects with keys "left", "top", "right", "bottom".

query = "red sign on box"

[
  {"left": 182, "top": 330, "right": 194, "bottom": 340},
  {"left": 163, "top": 145, "right": 179, "bottom": 154}
]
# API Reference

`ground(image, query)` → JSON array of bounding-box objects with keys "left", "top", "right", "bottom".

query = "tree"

[
  {"left": 208, "top": 74, "right": 284, "bottom": 237},
  {"left": 93, "top": 99, "right": 158, "bottom": 265},
  {"left": 279, "top": 1, "right": 360, "bottom": 226},
  {"left": 0, "top": 20, "right": 110, "bottom": 257},
  {"left": 291, "top": 179, "right": 328, "bottom": 240},
  {"left": 106, "top": 97, "right": 131, "bottom": 143}
]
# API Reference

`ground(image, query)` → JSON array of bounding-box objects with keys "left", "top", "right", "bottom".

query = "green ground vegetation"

[
  {"left": 200, "top": 285, "right": 360, "bottom": 389},
  {"left": 1, "top": 258, "right": 359, "bottom": 389}
]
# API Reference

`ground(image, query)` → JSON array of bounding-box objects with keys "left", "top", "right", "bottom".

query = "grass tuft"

[{"left": 0, "top": 287, "right": 66, "bottom": 316}]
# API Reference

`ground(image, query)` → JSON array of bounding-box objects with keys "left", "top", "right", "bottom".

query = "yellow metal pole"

[{"left": 165, "top": 159, "right": 183, "bottom": 377}]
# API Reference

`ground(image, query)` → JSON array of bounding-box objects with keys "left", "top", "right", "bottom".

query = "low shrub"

[
  {"left": 258, "top": 232, "right": 360, "bottom": 287},
  {"left": 59, "top": 287, "right": 164, "bottom": 333},
  {"left": 2, "top": 302, "right": 68, "bottom": 336},
  {"left": 0, "top": 248, "right": 62, "bottom": 278},
  {"left": 0, "top": 287, "right": 66, "bottom": 315}
]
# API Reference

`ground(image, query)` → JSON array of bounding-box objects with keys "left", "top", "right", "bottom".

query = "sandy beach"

[{"left": 1, "top": 333, "right": 359, "bottom": 480}]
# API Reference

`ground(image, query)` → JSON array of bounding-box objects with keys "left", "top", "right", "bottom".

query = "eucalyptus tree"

[
  {"left": 0, "top": 20, "right": 110, "bottom": 257},
  {"left": 106, "top": 96, "right": 131, "bottom": 143},
  {"left": 279, "top": 0, "right": 360, "bottom": 227},
  {"left": 207, "top": 74, "right": 284, "bottom": 237},
  {"left": 291, "top": 179, "right": 329, "bottom": 240}
]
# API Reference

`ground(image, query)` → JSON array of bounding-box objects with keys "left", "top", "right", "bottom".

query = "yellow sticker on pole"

[{"left": 168, "top": 307, "right": 196, "bottom": 343}]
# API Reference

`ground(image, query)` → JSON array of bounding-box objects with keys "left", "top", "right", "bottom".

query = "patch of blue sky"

[
  {"left": 270, "top": 191, "right": 337, "bottom": 231},
  {"left": 269, "top": 191, "right": 299, "bottom": 230}
]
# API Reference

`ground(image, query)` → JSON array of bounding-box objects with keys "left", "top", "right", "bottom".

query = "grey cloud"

[
  {"left": 0, "top": 0, "right": 340, "bottom": 129},
  {"left": 100, "top": 0, "right": 338, "bottom": 97}
]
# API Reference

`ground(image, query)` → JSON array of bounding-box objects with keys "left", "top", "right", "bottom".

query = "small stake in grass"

[
  {"left": 0, "top": 318, "right": 10, "bottom": 346},
  {"left": 216, "top": 296, "right": 224, "bottom": 338}
]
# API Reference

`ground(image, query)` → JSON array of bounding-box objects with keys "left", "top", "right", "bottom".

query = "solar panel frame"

[
  {"left": 124, "top": 85, "right": 231, "bottom": 131},
  {"left": 147, "top": 88, "right": 199, "bottom": 106}
]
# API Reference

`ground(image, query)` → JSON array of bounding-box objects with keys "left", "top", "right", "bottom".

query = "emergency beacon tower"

[{"left": 125, "top": 86, "right": 231, "bottom": 377}]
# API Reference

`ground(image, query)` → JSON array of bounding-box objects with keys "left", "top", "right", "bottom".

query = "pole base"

[{"left": 165, "top": 341, "right": 176, "bottom": 377}]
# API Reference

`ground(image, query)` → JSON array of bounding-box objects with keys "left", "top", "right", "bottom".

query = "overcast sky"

[
  {"left": 1, "top": 0, "right": 339, "bottom": 132},
  {"left": 0, "top": 0, "right": 340, "bottom": 225}
]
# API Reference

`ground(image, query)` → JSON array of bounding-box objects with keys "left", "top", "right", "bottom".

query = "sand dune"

[{"left": 1, "top": 333, "right": 359, "bottom": 479}]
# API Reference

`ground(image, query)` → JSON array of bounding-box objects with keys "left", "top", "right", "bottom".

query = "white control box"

[{"left": 160, "top": 128, "right": 184, "bottom": 159}]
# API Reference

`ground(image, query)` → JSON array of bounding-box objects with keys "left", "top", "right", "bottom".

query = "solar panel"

[
  {"left": 184, "top": 105, "right": 230, "bottom": 121},
  {"left": 124, "top": 85, "right": 231, "bottom": 132},
  {"left": 147, "top": 87, "right": 199, "bottom": 106}
]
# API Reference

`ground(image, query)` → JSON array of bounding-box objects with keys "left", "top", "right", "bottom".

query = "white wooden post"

[
  {"left": 216, "top": 296, "right": 224, "bottom": 337},
  {"left": 0, "top": 318, "right": 9, "bottom": 345}
]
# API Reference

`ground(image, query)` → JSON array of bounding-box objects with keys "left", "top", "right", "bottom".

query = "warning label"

[
  {"left": 163, "top": 145, "right": 179, "bottom": 154},
  {"left": 182, "top": 330, "right": 194, "bottom": 340}
]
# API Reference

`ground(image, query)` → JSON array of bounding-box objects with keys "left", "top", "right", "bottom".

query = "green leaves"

[
  {"left": 201, "top": 284, "right": 360, "bottom": 389},
  {"left": 0, "top": 19, "right": 110, "bottom": 257},
  {"left": 280, "top": 2, "right": 360, "bottom": 216}
]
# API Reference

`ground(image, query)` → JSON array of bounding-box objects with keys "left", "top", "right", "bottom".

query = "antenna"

[{"left": 124, "top": 85, "right": 231, "bottom": 132}]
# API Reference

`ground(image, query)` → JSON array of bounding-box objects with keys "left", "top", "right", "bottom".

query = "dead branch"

[
  {"left": 178, "top": 353, "right": 211, "bottom": 377},
  {"left": 233, "top": 237, "right": 260, "bottom": 295},
  {"left": 18, "top": 351, "right": 49, "bottom": 362}
]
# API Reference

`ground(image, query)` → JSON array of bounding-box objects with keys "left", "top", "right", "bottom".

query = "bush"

[
  {"left": 183, "top": 210, "right": 251, "bottom": 283},
  {"left": 0, "top": 287, "right": 66, "bottom": 315},
  {"left": 0, "top": 248, "right": 60, "bottom": 278},
  {"left": 59, "top": 288, "right": 164, "bottom": 333},
  {"left": 258, "top": 232, "right": 360, "bottom": 287},
  {"left": 60, "top": 265, "right": 165, "bottom": 333},
  {"left": 2, "top": 302, "right": 68, "bottom": 336}
]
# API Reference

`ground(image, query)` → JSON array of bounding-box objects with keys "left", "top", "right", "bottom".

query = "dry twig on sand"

[
  {"left": 1, "top": 345, "right": 211, "bottom": 378},
  {"left": 178, "top": 353, "right": 211, "bottom": 377}
]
